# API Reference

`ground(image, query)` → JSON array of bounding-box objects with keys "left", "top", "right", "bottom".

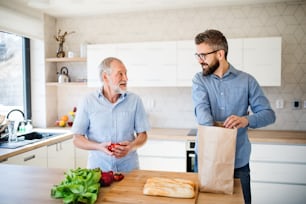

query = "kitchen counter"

[
  {"left": 148, "top": 128, "right": 306, "bottom": 145},
  {"left": 0, "top": 164, "right": 244, "bottom": 204},
  {"left": 1, "top": 127, "right": 305, "bottom": 162},
  {"left": 0, "top": 128, "right": 72, "bottom": 162}
]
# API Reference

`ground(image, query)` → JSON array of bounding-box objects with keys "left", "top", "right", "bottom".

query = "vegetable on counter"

[
  {"left": 51, "top": 167, "right": 101, "bottom": 204},
  {"left": 51, "top": 167, "right": 125, "bottom": 203},
  {"left": 100, "top": 171, "right": 125, "bottom": 187}
]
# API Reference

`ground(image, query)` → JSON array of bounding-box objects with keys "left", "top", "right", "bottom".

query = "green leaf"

[
  {"left": 69, "top": 184, "right": 85, "bottom": 194},
  {"left": 62, "top": 193, "right": 76, "bottom": 204},
  {"left": 51, "top": 168, "right": 102, "bottom": 204}
]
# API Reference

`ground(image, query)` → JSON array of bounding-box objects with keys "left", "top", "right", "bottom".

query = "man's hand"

[
  {"left": 224, "top": 115, "right": 249, "bottom": 129},
  {"left": 97, "top": 142, "right": 114, "bottom": 155},
  {"left": 111, "top": 141, "right": 132, "bottom": 158}
]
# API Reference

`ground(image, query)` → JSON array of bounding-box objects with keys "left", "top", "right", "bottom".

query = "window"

[{"left": 0, "top": 31, "right": 31, "bottom": 120}]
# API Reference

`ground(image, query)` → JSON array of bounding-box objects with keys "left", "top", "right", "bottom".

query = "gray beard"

[{"left": 110, "top": 80, "right": 127, "bottom": 94}]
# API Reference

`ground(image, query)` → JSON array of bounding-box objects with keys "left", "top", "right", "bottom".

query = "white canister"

[{"left": 68, "top": 51, "right": 74, "bottom": 58}]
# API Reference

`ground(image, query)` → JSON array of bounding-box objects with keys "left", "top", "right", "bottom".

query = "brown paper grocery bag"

[{"left": 197, "top": 125, "right": 237, "bottom": 194}]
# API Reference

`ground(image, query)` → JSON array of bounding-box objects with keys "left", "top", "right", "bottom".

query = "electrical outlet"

[
  {"left": 275, "top": 99, "right": 284, "bottom": 109},
  {"left": 292, "top": 100, "right": 301, "bottom": 109}
]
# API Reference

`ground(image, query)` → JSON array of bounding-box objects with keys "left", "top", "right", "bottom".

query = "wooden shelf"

[
  {"left": 46, "top": 82, "right": 87, "bottom": 87},
  {"left": 45, "top": 57, "right": 86, "bottom": 62}
]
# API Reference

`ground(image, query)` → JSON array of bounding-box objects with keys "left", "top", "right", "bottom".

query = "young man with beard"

[
  {"left": 72, "top": 57, "right": 150, "bottom": 172},
  {"left": 192, "top": 29, "right": 275, "bottom": 204}
]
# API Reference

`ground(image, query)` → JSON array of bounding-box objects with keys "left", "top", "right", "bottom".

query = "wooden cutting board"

[{"left": 100, "top": 170, "right": 198, "bottom": 204}]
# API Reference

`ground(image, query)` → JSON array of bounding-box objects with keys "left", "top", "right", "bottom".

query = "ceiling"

[{"left": 0, "top": 0, "right": 295, "bottom": 18}]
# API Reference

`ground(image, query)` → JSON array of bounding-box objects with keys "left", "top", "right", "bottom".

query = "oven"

[{"left": 186, "top": 140, "right": 196, "bottom": 172}]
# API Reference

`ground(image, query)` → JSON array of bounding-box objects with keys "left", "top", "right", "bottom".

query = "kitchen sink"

[{"left": 0, "top": 131, "right": 65, "bottom": 149}]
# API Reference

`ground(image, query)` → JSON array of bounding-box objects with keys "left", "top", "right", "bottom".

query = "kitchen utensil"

[{"left": 57, "top": 67, "right": 70, "bottom": 83}]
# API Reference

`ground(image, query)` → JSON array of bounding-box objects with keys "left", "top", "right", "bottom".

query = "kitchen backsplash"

[{"left": 36, "top": 1, "right": 306, "bottom": 130}]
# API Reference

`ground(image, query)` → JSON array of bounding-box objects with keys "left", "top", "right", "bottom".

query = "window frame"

[{"left": 23, "top": 37, "right": 31, "bottom": 120}]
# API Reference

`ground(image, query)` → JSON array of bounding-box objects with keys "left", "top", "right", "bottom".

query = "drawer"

[
  {"left": 251, "top": 144, "right": 306, "bottom": 163},
  {"left": 139, "top": 156, "right": 186, "bottom": 172},
  {"left": 250, "top": 162, "right": 306, "bottom": 184},
  {"left": 251, "top": 182, "right": 306, "bottom": 204},
  {"left": 138, "top": 139, "right": 186, "bottom": 157}
]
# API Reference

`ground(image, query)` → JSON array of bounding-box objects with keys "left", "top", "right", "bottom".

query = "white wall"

[{"left": 42, "top": 1, "right": 306, "bottom": 130}]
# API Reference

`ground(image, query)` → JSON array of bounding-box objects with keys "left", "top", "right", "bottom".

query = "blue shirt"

[
  {"left": 192, "top": 64, "right": 275, "bottom": 168},
  {"left": 71, "top": 88, "right": 150, "bottom": 172}
]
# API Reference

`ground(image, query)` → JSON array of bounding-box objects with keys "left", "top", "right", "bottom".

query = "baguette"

[{"left": 143, "top": 177, "right": 195, "bottom": 198}]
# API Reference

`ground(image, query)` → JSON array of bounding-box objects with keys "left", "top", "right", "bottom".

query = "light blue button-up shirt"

[
  {"left": 71, "top": 88, "right": 150, "bottom": 172},
  {"left": 192, "top": 64, "right": 275, "bottom": 168}
]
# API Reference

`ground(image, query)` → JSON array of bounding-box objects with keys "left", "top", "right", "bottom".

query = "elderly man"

[{"left": 72, "top": 57, "right": 150, "bottom": 172}]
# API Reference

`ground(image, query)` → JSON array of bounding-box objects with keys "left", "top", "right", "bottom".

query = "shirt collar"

[
  {"left": 224, "top": 64, "right": 239, "bottom": 77},
  {"left": 211, "top": 63, "right": 238, "bottom": 79},
  {"left": 97, "top": 86, "right": 127, "bottom": 101}
]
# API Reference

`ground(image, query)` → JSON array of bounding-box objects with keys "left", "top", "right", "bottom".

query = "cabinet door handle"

[
  {"left": 24, "top": 155, "right": 35, "bottom": 162},
  {"left": 56, "top": 143, "right": 62, "bottom": 151}
]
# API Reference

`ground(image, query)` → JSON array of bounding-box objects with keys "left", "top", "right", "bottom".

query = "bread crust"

[{"left": 143, "top": 177, "right": 195, "bottom": 198}]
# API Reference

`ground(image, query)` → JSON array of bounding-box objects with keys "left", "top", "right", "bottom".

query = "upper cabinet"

[
  {"left": 87, "top": 37, "right": 281, "bottom": 87},
  {"left": 117, "top": 42, "right": 177, "bottom": 87},
  {"left": 176, "top": 41, "right": 200, "bottom": 86},
  {"left": 87, "top": 42, "right": 177, "bottom": 87},
  {"left": 227, "top": 38, "right": 243, "bottom": 69},
  {"left": 228, "top": 37, "right": 281, "bottom": 86},
  {"left": 87, "top": 44, "right": 116, "bottom": 87},
  {"left": 243, "top": 37, "right": 281, "bottom": 86}
]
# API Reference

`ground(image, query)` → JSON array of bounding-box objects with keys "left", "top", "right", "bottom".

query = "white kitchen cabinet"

[
  {"left": 117, "top": 41, "right": 177, "bottom": 87},
  {"left": 243, "top": 37, "right": 281, "bottom": 86},
  {"left": 75, "top": 147, "right": 88, "bottom": 168},
  {"left": 250, "top": 143, "right": 306, "bottom": 204},
  {"left": 227, "top": 38, "right": 244, "bottom": 69},
  {"left": 87, "top": 37, "right": 281, "bottom": 87},
  {"left": 251, "top": 182, "right": 306, "bottom": 204},
  {"left": 138, "top": 139, "right": 186, "bottom": 172},
  {"left": 176, "top": 40, "right": 200, "bottom": 86},
  {"left": 87, "top": 42, "right": 177, "bottom": 87},
  {"left": 227, "top": 37, "right": 281, "bottom": 86},
  {"left": 3, "top": 146, "right": 47, "bottom": 167},
  {"left": 47, "top": 139, "right": 75, "bottom": 169},
  {"left": 87, "top": 44, "right": 116, "bottom": 87}
]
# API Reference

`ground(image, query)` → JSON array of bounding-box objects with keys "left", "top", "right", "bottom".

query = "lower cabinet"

[
  {"left": 3, "top": 146, "right": 47, "bottom": 167},
  {"left": 75, "top": 147, "right": 88, "bottom": 168},
  {"left": 251, "top": 182, "right": 306, "bottom": 204},
  {"left": 47, "top": 139, "right": 75, "bottom": 169},
  {"left": 1, "top": 139, "right": 88, "bottom": 169},
  {"left": 250, "top": 143, "right": 306, "bottom": 204},
  {"left": 138, "top": 139, "right": 186, "bottom": 172}
]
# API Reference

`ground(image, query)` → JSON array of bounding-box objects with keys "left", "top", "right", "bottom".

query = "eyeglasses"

[{"left": 195, "top": 50, "right": 220, "bottom": 61}]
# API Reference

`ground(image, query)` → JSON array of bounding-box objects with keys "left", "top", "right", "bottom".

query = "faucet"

[
  {"left": 6, "top": 109, "right": 25, "bottom": 120},
  {"left": 6, "top": 109, "right": 25, "bottom": 132}
]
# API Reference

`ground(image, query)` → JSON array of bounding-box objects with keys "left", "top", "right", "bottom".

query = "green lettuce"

[{"left": 51, "top": 167, "right": 101, "bottom": 204}]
